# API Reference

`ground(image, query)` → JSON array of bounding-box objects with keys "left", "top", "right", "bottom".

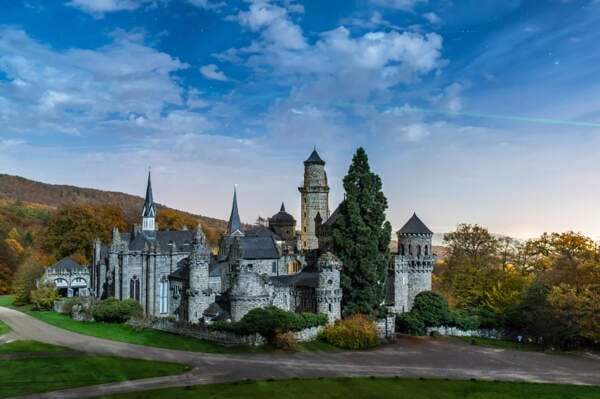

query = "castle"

[{"left": 90, "top": 149, "right": 434, "bottom": 322}]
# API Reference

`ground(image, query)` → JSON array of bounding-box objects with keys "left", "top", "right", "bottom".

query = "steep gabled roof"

[
  {"left": 322, "top": 204, "right": 340, "bottom": 226},
  {"left": 304, "top": 148, "right": 325, "bottom": 165},
  {"left": 398, "top": 213, "right": 433, "bottom": 235},
  {"left": 142, "top": 171, "right": 156, "bottom": 218},
  {"left": 227, "top": 187, "right": 244, "bottom": 236}
]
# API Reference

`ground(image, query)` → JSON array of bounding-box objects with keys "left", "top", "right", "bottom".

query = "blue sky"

[{"left": 1, "top": 0, "right": 600, "bottom": 239}]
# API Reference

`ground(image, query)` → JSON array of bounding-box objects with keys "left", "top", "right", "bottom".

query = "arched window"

[
  {"left": 159, "top": 277, "right": 168, "bottom": 315},
  {"left": 424, "top": 245, "right": 429, "bottom": 256},
  {"left": 271, "top": 262, "right": 277, "bottom": 274},
  {"left": 400, "top": 244, "right": 405, "bottom": 255},
  {"left": 130, "top": 275, "right": 140, "bottom": 302},
  {"left": 287, "top": 260, "right": 301, "bottom": 274}
]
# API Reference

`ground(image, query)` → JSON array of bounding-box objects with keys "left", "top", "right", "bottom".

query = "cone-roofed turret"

[
  {"left": 398, "top": 213, "right": 433, "bottom": 235},
  {"left": 227, "top": 187, "right": 244, "bottom": 236},
  {"left": 304, "top": 147, "right": 325, "bottom": 165},
  {"left": 142, "top": 171, "right": 156, "bottom": 218}
]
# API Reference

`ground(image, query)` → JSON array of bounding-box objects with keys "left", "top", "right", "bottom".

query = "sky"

[{"left": 1, "top": 0, "right": 600, "bottom": 239}]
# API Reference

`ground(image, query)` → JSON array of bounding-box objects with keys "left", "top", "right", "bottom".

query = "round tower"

[
  {"left": 396, "top": 213, "right": 435, "bottom": 310},
  {"left": 316, "top": 251, "right": 343, "bottom": 323},
  {"left": 298, "top": 149, "right": 329, "bottom": 250},
  {"left": 269, "top": 202, "right": 296, "bottom": 241}
]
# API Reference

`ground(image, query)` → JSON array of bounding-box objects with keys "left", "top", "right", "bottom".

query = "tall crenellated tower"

[
  {"left": 393, "top": 213, "right": 436, "bottom": 312},
  {"left": 141, "top": 171, "right": 156, "bottom": 232},
  {"left": 188, "top": 225, "right": 214, "bottom": 323},
  {"left": 298, "top": 149, "right": 329, "bottom": 250}
]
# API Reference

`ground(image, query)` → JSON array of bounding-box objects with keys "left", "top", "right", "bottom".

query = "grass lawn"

[
  {"left": 0, "top": 340, "right": 68, "bottom": 353},
  {"left": 1, "top": 294, "right": 339, "bottom": 353},
  {"left": 96, "top": 378, "right": 600, "bottom": 399},
  {"left": 0, "top": 319, "right": 9, "bottom": 336},
  {"left": 18, "top": 310, "right": 339, "bottom": 354},
  {"left": 0, "top": 295, "right": 14, "bottom": 307},
  {"left": 0, "top": 355, "right": 190, "bottom": 398}
]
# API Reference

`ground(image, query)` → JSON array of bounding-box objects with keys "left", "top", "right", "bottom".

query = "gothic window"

[
  {"left": 417, "top": 245, "right": 422, "bottom": 256},
  {"left": 424, "top": 245, "right": 429, "bottom": 255},
  {"left": 159, "top": 277, "right": 168, "bottom": 314},
  {"left": 400, "top": 244, "right": 405, "bottom": 256},
  {"left": 272, "top": 262, "right": 277, "bottom": 274},
  {"left": 130, "top": 275, "right": 140, "bottom": 302},
  {"left": 408, "top": 245, "right": 413, "bottom": 255},
  {"left": 328, "top": 303, "right": 332, "bottom": 312}
]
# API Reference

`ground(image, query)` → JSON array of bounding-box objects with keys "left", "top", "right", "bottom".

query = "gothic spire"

[
  {"left": 227, "top": 186, "right": 244, "bottom": 236},
  {"left": 304, "top": 148, "right": 325, "bottom": 165},
  {"left": 280, "top": 202, "right": 286, "bottom": 212},
  {"left": 141, "top": 171, "right": 157, "bottom": 232},
  {"left": 142, "top": 170, "right": 156, "bottom": 218}
]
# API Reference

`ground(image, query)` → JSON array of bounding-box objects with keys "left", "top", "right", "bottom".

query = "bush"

[
  {"left": 396, "top": 312, "right": 426, "bottom": 336},
  {"left": 321, "top": 314, "right": 379, "bottom": 350},
  {"left": 92, "top": 298, "right": 143, "bottom": 323},
  {"left": 273, "top": 331, "right": 298, "bottom": 352},
  {"left": 411, "top": 291, "right": 451, "bottom": 327},
  {"left": 29, "top": 283, "right": 61, "bottom": 310},
  {"left": 211, "top": 307, "right": 328, "bottom": 340},
  {"left": 12, "top": 255, "right": 45, "bottom": 305},
  {"left": 450, "top": 309, "right": 480, "bottom": 331}
]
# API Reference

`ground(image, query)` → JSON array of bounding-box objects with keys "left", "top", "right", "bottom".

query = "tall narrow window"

[
  {"left": 130, "top": 275, "right": 140, "bottom": 302},
  {"left": 272, "top": 262, "right": 277, "bottom": 274},
  {"left": 159, "top": 277, "right": 168, "bottom": 315}
]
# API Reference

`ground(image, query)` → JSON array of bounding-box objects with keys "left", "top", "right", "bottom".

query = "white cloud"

[
  {"left": 0, "top": 27, "right": 194, "bottom": 137},
  {"left": 423, "top": 12, "right": 441, "bottom": 24},
  {"left": 370, "top": 0, "right": 427, "bottom": 11},
  {"left": 66, "top": 0, "right": 151, "bottom": 15},
  {"left": 236, "top": 1, "right": 307, "bottom": 50},
  {"left": 402, "top": 123, "right": 430, "bottom": 141},
  {"left": 199, "top": 64, "right": 229, "bottom": 81},
  {"left": 186, "top": 0, "right": 225, "bottom": 10}
]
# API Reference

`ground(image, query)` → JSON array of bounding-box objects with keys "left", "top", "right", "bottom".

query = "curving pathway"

[{"left": 1, "top": 306, "right": 600, "bottom": 399}]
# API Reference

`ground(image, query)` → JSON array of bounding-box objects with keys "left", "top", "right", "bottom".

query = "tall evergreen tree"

[{"left": 332, "top": 147, "right": 392, "bottom": 317}]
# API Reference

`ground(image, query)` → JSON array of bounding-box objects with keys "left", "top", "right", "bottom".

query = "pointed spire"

[
  {"left": 227, "top": 186, "right": 244, "bottom": 236},
  {"left": 141, "top": 170, "right": 157, "bottom": 231},
  {"left": 142, "top": 170, "right": 156, "bottom": 218},
  {"left": 280, "top": 202, "right": 286, "bottom": 212},
  {"left": 304, "top": 148, "right": 325, "bottom": 165}
]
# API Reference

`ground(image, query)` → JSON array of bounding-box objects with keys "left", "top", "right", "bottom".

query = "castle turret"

[
  {"left": 316, "top": 251, "right": 343, "bottom": 323},
  {"left": 298, "top": 149, "right": 329, "bottom": 250},
  {"left": 142, "top": 171, "right": 157, "bottom": 232},
  {"left": 394, "top": 213, "right": 435, "bottom": 312},
  {"left": 188, "top": 225, "right": 214, "bottom": 323},
  {"left": 269, "top": 202, "right": 296, "bottom": 242}
]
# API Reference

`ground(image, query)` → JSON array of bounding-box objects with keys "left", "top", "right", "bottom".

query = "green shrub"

[
  {"left": 211, "top": 307, "right": 328, "bottom": 340},
  {"left": 411, "top": 291, "right": 451, "bottom": 327},
  {"left": 273, "top": 331, "right": 298, "bottom": 352},
  {"left": 92, "top": 298, "right": 143, "bottom": 323},
  {"left": 396, "top": 312, "right": 426, "bottom": 336},
  {"left": 450, "top": 309, "right": 480, "bottom": 331},
  {"left": 29, "top": 283, "right": 61, "bottom": 310},
  {"left": 321, "top": 314, "right": 379, "bottom": 350}
]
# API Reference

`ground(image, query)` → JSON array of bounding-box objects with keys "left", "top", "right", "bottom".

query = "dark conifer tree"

[{"left": 332, "top": 147, "right": 392, "bottom": 317}]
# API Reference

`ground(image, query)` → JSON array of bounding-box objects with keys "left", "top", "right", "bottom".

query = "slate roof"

[
  {"left": 270, "top": 202, "right": 295, "bottom": 223},
  {"left": 398, "top": 213, "right": 433, "bottom": 235},
  {"left": 227, "top": 187, "right": 244, "bottom": 235},
  {"left": 322, "top": 205, "right": 341, "bottom": 226},
  {"left": 239, "top": 236, "right": 280, "bottom": 259},
  {"left": 49, "top": 257, "right": 86, "bottom": 272},
  {"left": 270, "top": 272, "right": 318, "bottom": 288},
  {"left": 122, "top": 230, "right": 195, "bottom": 251},
  {"left": 304, "top": 149, "right": 325, "bottom": 165},
  {"left": 245, "top": 225, "right": 282, "bottom": 241}
]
